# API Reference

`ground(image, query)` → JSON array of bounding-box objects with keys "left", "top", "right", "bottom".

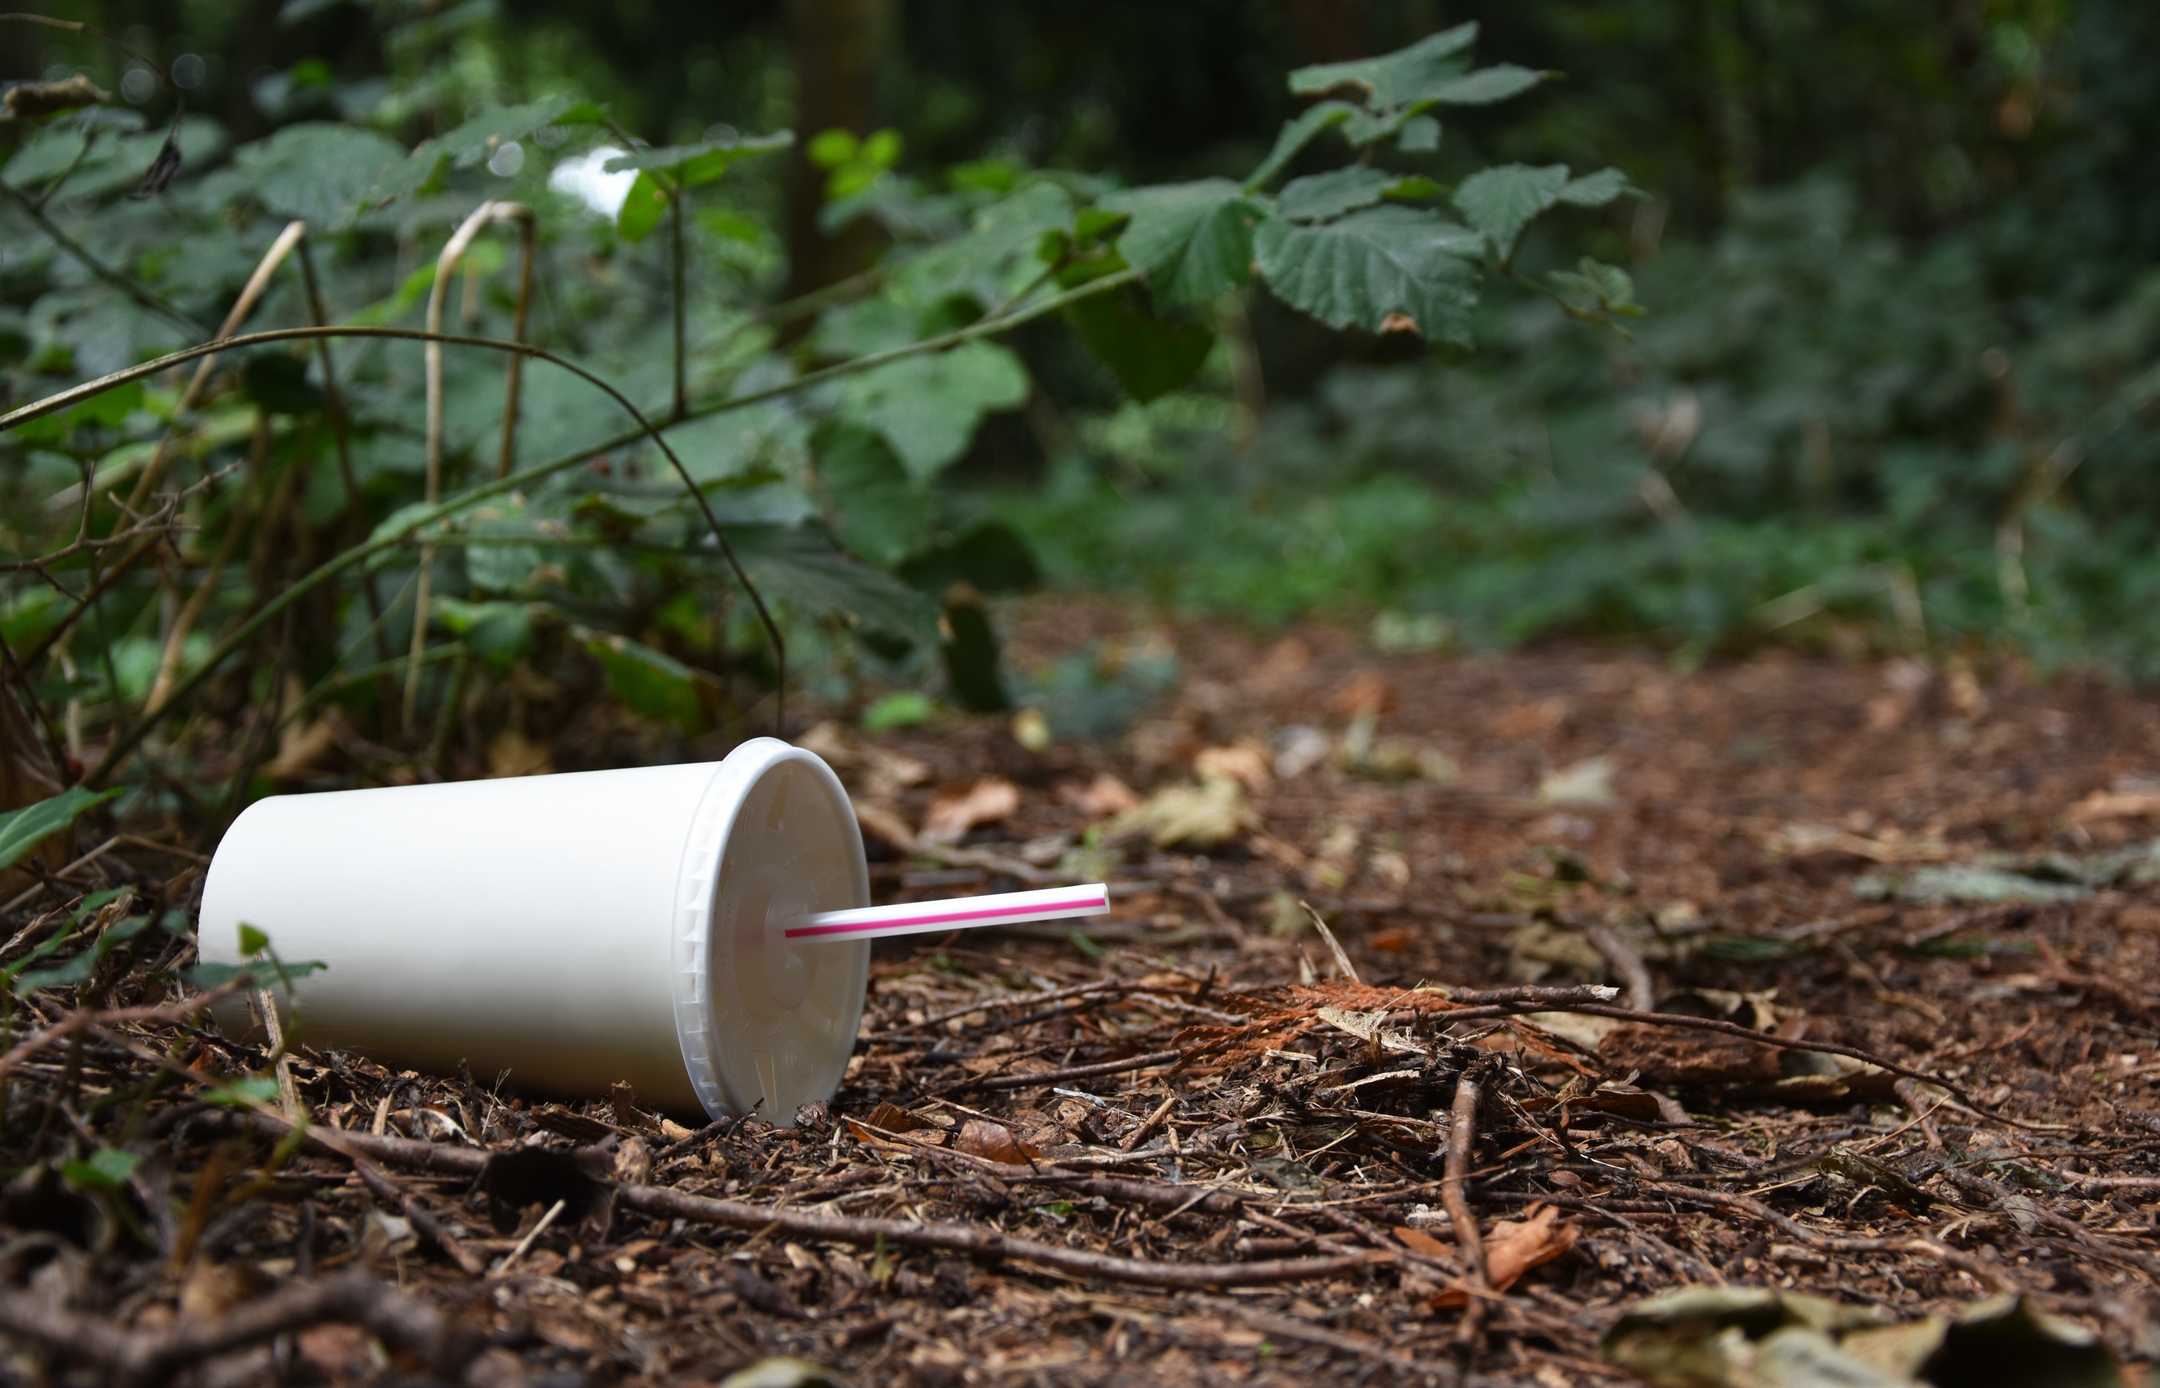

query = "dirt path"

[{"left": 4, "top": 609, "right": 2158, "bottom": 1386}]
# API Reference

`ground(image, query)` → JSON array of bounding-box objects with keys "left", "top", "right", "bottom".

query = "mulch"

[{"left": 2, "top": 604, "right": 2157, "bottom": 1386}]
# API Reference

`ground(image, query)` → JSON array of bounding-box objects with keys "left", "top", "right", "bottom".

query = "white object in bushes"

[{"left": 199, "top": 737, "right": 1107, "bottom": 1123}]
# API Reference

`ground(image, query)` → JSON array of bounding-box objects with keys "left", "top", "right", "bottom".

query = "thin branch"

[
  {"left": 1444, "top": 1062, "right": 1490, "bottom": 1347},
  {"left": 0, "top": 1269, "right": 481, "bottom": 1388},
  {"left": 0, "top": 979, "right": 245, "bottom": 1082},
  {"left": 124, "top": 218, "right": 308, "bottom": 513},
  {"left": 2, "top": 285, "right": 1134, "bottom": 775},
  {"left": 0, "top": 182, "right": 204, "bottom": 336}
]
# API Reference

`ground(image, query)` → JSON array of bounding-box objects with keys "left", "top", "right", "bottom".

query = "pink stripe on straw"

[{"left": 786, "top": 892, "right": 1107, "bottom": 939}]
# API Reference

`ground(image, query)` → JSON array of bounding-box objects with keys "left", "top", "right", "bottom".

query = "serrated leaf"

[
  {"left": 1253, "top": 205, "right": 1480, "bottom": 341},
  {"left": 1396, "top": 115, "right": 1442, "bottom": 151},
  {"left": 1289, "top": 24, "right": 1478, "bottom": 108},
  {"left": 579, "top": 629, "right": 710, "bottom": 731},
  {"left": 0, "top": 787, "right": 120, "bottom": 871},
  {"left": 235, "top": 122, "right": 405, "bottom": 226},
  {"left": 1245, "top": 102, "right": 1357, "bottom": 188},
  {"left": 357, "top": 143, "right": 445, "bottom": 210},
  {"left": 841, "top": 341, "right": 1030, "bottom": 480},
  {"left": 437, "top": 96, "right": 581, "bottom": 168},
  {"left": 1426, "top": 64, "right": 1546, "bottom": 107},
  {"left": 603, "top": 131, "right": 791, "bottom": 187},
  {"left": 731, "top": 525, "right": 941, "bottom": 644},
  {"left": 1280, "top": 167, "right": 1402, "bottom": 223},
  {"left": 815, "top": 423, "right": 931, "bottom": 567},
  {"left": 1549, "top": 257, "right": 1636, "bottom": 311},
  {"left": 1100, "top": 180, "right": 1260, "bottom": 307},
  {"left": 1453, "top": 162, "right": 1570, "bottom": 257},
  {"left": 1557, "top": 167, "right": 1633, "bottom": 207}
]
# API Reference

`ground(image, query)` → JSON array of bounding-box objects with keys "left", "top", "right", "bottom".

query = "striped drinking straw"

[{"left": 785, "top": 883, "right": 1111, "bottom": 943}]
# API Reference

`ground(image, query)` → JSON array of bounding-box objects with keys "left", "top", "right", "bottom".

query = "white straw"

[{"left": 787, "top": 883, "right": 1110, "bottom": 943}]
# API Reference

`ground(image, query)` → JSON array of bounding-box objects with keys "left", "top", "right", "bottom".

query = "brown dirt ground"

[{"left": 7, "top": 600, "right": 2160, "bottom": 1387}]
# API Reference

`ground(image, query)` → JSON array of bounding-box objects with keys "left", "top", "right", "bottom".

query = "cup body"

[{"left": 199, "top": 739, "right": 870, "bottom": 1119}]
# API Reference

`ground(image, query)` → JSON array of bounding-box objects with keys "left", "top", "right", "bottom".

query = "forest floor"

[{"left": 6, "top": 599, "right": 2160, "bottom": 1387}]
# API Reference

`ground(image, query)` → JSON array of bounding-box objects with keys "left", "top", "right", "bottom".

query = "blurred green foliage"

[
  {"left": 2, "top": 2, "right": 1635, "bottom": 809},
  {"left": 2, "top": 0, "right": 2156, "bottom": 822}
]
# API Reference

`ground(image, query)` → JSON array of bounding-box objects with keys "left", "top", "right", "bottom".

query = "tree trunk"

[{"left": 783, "top": 0, "right": 892, "bottom": 303}]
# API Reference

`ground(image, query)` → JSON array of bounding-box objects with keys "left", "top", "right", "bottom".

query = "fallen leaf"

[
  {"left": 1602, "top": 1287, "right": 2120, "bottom": 1388},
  {"left": 851, "top": 799, "right": 916, "bottom": 850},
  {"left": 487, "top": 727, "right": 553, "bottom": 778},
  {"left": 795, "top": 720, "right": 930, "bottom": 796},
  {"left": 1600, "top": 1022, "right": 1781, "bottom": 1087},
  {"left": 954, "top": 1118, "right": 1039, "bottom": 1164},
  {"left": 1327, "top": 670, "right": 1395, "bottom": 719},
  {"left": 1107, "top": 775, "right": 1261, "bottom": 849},
  {"left": 1393, "top": 1226, "right": 1453, "bottom": 1259},
  {"left": 2069, "top": 787, "right": 2160, "bottom": 823},
  {"left": 863, "top": 1102, "right": 927, "bottom": 1134},
  {"left": 720, "top": 1359, "right": 849, "bottom": 1388},
  {"left": 1195, "top": 741, "right": 1273, "bottom": 793},
  {"left": 1769, "top": 824, "right": 1952, "bottom": 863},
  {"left": 1057, "top": 773, "right": 1142, "bottom": 818},
  {"left": 179, "top": 1261, "right": 273, "bottom": 1319},
  {"left": 1250, "top": 637, "right": 1312, "bottom": 692},
  {"left": 263, "top": 716, "right": 338, "bottom": 780},
  {"left": 921, "top": 776, "right": 1021, "bottom": 845},
  {"left": 297, "top": 1323, "right": 375, "bottom": 1379},
  {"left": 1491, "top": 696, "right": 1570, "bottom": 741},
  {"left": 1538, "top": 756, "right": 1615, "bottom": 806},
  {"left": 1429, "top": 1204, "right": 1576, "bottom": 1307}
]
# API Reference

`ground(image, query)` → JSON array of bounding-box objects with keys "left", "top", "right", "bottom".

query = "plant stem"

[
  {"left": 0, "top": 183, "right": 203, "bottom": 336},
  {"left": 9, "top": 271, "right": 1138, "bottom": 778},
  {"left": 671, "top": 187, "right": 688, "bottom": 421}
]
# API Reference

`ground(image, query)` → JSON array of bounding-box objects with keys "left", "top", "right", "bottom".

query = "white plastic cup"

[{"left": 200, "top": 738, "right": 871, "bottom": 1121}]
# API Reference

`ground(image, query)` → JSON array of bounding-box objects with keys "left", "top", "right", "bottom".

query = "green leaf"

[
  {"left": 942, "top": 600, "right": 1009, "bottom": 712},
  {"left": 1289, "top": 24, "right": 1479, "bottom": 108},
  {"left": 235, "top": 122, "right": 406, "bottom": 226},
  {"left": 238, "top": 924, "right": 270, "bottom": 956},
  {"left": 436, "top": 96, "right": 581, "bottom": 168},
  {"left": 616, "top": 170, "right": 673, "bottom": 242},
  {"left": 1396, "top": 115, "right": 1442, "bottom": 151},
  {"left": 1064, "top": 278, "right": 1215, "bottom": 402},
  {"left": 862, "top": 691, "right": 934, "bottom": 733},
  {"left": 60, "top": 1148, "right": 139, "bottom": 1190},
  {"left": 1253, "top": 205, "right": 1481, "bottom": 341},
  {"left": 580, "top": 630, "right": 709, "bottom": 731},
  {"left": 1548, "top": 257, "right": 1638, "bottom": 313},
  {"left": 205, "top": 1076, "right": 281, "bottom": 1109},
  {"left": 359, "top": 143, "right": 447, "bottom": 211},
  {"left": 731, "top": 525, "right": 940, "bottom": 644},
  {"left": 1100, "top": 180, "right": 1261, "bottom": 308},
  {"left": 603, "top": 131, "right": 791, "bottom": 187},
  {"left": 1245, "top": 102, "right": 1357, "bottom": 189},
  {"left": 1280, "top": 167, "right": 1403, "bottom": 223},
  {"left": 1452, "top": 162, "right": 1571, "bottom": 258},
  {"left": 1425, "top": 65, "right": 1546, "bottom": 107},
  {"left": 841, "top": 341, "right": 1031, "bottom": 481},
  {"left": 433, "top": 599, "right": 534, "bottom": 668},
  {"left": 0, "top": 787, "right": 120, "bottom": 871},
  {"left": 1556, "top": 167, "right": 1634, "bottom": 207},
  {"left": 815, "top": 423, "right": 932, "bottom": 567},
  {"left": 897, "top": 521, "right": 1042, "bottom": 596},
  {"left": 14, "top": 913, "right": 148, "bottom": 995}
]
